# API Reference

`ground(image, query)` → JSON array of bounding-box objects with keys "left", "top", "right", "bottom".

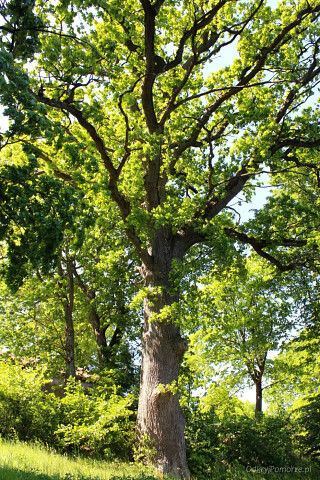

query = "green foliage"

[
  {"left": 0, "top": 155, "right": 82, "bottom": 291},
  {"left": 184, "top": 403, "right": 220, "bottom": 478},
  {"left": 0, "top": 360, "right": 135, "bottom": 460},
  {"left": 184, "top": 400, "right": 297, "bottom": 479},
  {"left": 293, "top": 393, "right": 320, "bottom": 462},
  {"left": 2, "top": 0, "right": 320, "bottom": 273},
  {"left": 0, "top": 0, "right": 44, "bottom": 60},
  {"left": 217, "top": 413, "right": 296, "bottom": 469},
  {"left": 265, "top": 307, "right": 320, "bottom": 414},
  {"left": 55, "top": 378, "right": 135, "bottom": 460},
  {"left": 133, "top": 433, "right": 157, "bottom": 466},
  {"left": 0, "top": 183, "right": 140, "bottom": 382},
  {"left": 0, "top": 360, "right": 59, "bottom": 444},
  {"left": 181, "top": 256, "right": 296, "bottom": 411},
  {"left": 2, "top": 0, "right": 320, "bottom": 476}
]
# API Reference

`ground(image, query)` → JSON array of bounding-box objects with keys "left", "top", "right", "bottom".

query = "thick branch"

[
  {"left": 71, "top": 264, "right": 94, "bottom": 301},
  {"left": 32, "top": 91, "right": 131, "bottom": 213},
  {"left": 204, "top": 166, "right": 253, "bottom": 221},
  {"left": 172, "top": 163, "right": 257, "bottom": 254},
  {"left": 31, "top": 90, "right": 152, "bottom": 268},
  {"left": 153, "top": 0, "right": 166, "bottom": 14},
  {"left": 108, "top": 326, "right": 123, "bottom": 351},
  {"left": 224, "top": 227, "right": 308, "bottom": 271},
  {"left": 140, "top": 0, "right": 158, "bottom": 132},
  {"left": 271, "top": 137, "right": 320, "bottom": 154},
  {"left": 31, "top": 91, "right": 116, "bottom": 175}
]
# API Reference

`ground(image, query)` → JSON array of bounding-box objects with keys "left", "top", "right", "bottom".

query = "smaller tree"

[{"left": 185, "top": 257, "right": 295, "bottom": 414}]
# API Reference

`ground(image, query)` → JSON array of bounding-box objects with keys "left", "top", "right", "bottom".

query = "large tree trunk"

[{"left": 136, "top": 233, "right": 190, "bottom": 479}]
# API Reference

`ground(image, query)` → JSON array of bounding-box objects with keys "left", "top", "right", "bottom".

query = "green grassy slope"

[
  {"left": 0, "top": 439, "right": 319, "bottom": 480},
  {"left": 0, "top": 439, "right": 156, "bottom": 480}
]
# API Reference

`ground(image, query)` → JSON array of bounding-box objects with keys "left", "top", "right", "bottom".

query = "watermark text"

[{"left": 246, "top": 465, "right": 312, "bottom": 474}]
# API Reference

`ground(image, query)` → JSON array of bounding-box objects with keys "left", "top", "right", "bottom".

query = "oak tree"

[{"left": 2, "top": 0, "right": 320, "bottom": 477}]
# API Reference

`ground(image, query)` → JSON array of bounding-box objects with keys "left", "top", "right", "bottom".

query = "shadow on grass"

[{"left": 0, "top": 465, "right": 82, "bottom": 480}]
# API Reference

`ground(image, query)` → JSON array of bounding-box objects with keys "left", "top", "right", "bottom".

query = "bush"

[
  {"left": 54, "top": 378, "right": 135, "bottom": 459},
  {"left": 184, "top": 400, "right": 297, "bottom": 478},
  {"left": 184, "top": 404, "right": 221, "bottom": 478},
  {"left": 0, "top": 360, "right": 59, "bottom": 443},
  {"left": 218, "top": 413, "right": 296, "bottom": 468},
  {"left": 0, "top": 360, "right": 134, "bottom": 460}
]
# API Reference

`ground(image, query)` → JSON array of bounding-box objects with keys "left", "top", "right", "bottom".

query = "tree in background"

[
  {"left": 2, "top": 0, "right": 320, "bottom": 476},
  {"left": 184, "top": 257, "right": 296, "bottom": 415},
  {"left": 0, "top": 223, "right": 140, "bottom": 390},
  {"left": 0, "top": 148, "right": 141, "bottom": 387}
]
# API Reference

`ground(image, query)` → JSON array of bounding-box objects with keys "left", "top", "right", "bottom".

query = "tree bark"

[
  {"left": 248, "top": 356, "right": 266, "bottom": 416},
  {"left": 136, "top": 231, "right": 190, "bottom": 479},
  {"left": 86, "top": 296, "right": 125, "bottom": 371},
  {"left": 64, "top": 306, "right": 75, "bottom": 378}
]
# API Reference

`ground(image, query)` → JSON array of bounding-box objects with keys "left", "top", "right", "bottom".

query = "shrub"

[
  {"left": 54, "top": 378, "right": 135, "bottom": 459},
  {"left": 0, "top": 360, "right": 59, "bottom": 443},
  {"left": 0, "top": 360, "right": 135, "bottom": 460},
  {"left": 184, "top": 404, "right": 221, "bottom": 478},
  {"left": 218, "top": 413, "right": 296, "bottom": 468},
  {"left": 184, "top": 400, "right": 297, "bottom": 478}
]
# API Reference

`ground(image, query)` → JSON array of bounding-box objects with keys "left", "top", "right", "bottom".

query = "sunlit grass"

[
  {"left": 0, "top": 438, "right": 157, "bottom": 479},
  {"left": 0, "top": 439, "right": 319, "bottom": 480}
]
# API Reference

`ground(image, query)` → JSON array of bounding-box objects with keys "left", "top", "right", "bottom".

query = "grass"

[
  {"left": 0, "top": 439, "right": 319, "bottom": 480},
  {"left": 0, "top": 439, "right": 157, "bottom": 480}
]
